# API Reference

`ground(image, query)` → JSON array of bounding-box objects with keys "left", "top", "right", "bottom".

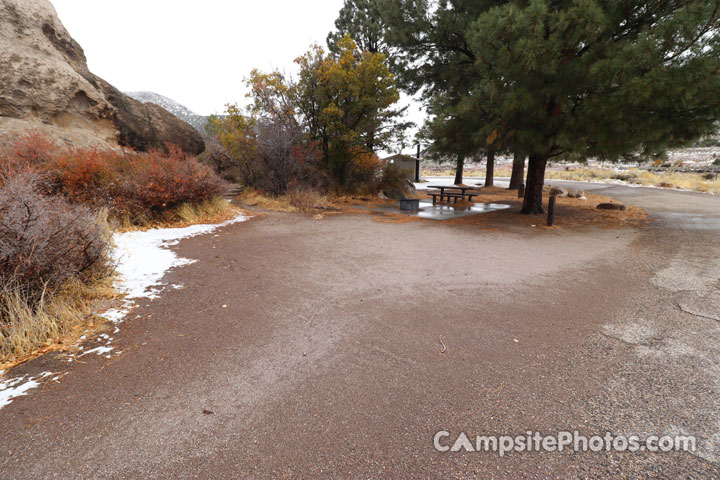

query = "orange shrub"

[
  {"left": 118, "top": 149, "right": 225, "bottom": 214},
  {"left": 4, "top": 131, "right": 57, "bottom": 169},
  {"left": 346, "top": 147, "right": 383, "bottom": 191},
  {"left": 49, "top": 148, "right": 119, "bottom": 205},
  {"left": 2, "top": 134, "right": 226, "bottom": 222}
]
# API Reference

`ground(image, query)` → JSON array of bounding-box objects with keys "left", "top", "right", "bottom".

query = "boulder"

[
  {"left": 597, "top": 203, "right": 627, "bottom": 211},
  {"left": 0, "top": 0, "right": 204, "bottom": 154},
  {"left": 381, "top": 178, "right": 417, "bottom": 200},
  {"left": 383, "top": 188, "right": 406, "bottom": 200},
  {"left": 567, "top": 188, "right": 586, "bottom": 199}
]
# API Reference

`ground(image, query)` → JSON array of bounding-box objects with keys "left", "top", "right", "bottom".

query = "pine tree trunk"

[
  {"left": 366, "top": 130, "right": 376, "bottom": 152},
  {"left": 485, "top": 150, "right": 495, "bottom": 187},
  {"left": 454, "top": 153, "right": 465, "bottom": 185},
  {"left": 521, "top": 154, "right": 549, "bottom": 214},
  {"left": 509, "top": 150, "right": 525, "bottom": 190}
]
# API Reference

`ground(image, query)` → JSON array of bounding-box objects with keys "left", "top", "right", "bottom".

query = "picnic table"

[{"left": 426, "top": 185, "right": 482, "bottom": 204}]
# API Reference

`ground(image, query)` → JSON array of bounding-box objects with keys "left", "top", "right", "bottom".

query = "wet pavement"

[{"left": 374, "top": 200, "right": 512, "bottom": 220}]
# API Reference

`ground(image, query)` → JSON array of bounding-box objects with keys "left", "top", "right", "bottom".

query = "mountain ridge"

[{"left": 125, "top": 92, "right": 209, "bottom": 134}]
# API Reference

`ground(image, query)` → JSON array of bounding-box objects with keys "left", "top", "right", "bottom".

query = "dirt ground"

[
  {"left": 338, "top": 186, "right": 647, "bottom": 230},
  {"left": 1, "top": 182, "right": 719, "bottom": 478}
]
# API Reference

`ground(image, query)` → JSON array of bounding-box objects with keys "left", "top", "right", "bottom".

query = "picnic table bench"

[{"left": 427, "top": 185, "right": 482, "bottom": 204}]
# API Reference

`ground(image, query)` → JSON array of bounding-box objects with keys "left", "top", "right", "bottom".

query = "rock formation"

[
  {"left": 0, "top": 0, "right": 204, "bottom": 154},
  {"left": 126, "top": 92, "right": 209, "bottom": 134}
]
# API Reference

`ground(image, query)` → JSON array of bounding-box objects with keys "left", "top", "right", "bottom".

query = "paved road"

[{"left": 2, "top": 182, "right": 720, "bottom": 478}]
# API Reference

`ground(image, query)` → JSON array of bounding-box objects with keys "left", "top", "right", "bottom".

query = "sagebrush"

[{"left": 0, "top": 172, "right": 112, "bottom": 301}]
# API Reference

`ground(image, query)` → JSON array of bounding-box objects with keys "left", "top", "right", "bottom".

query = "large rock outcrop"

[{"left": 0, "top": 0, "right": 204, "bottom": 154}]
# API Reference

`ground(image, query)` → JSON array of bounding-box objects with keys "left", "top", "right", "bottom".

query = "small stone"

[{"left": 597, "top": 203, "right": 627, "bottom": 211}]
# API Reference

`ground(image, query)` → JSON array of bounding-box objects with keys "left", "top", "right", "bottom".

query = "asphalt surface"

[{"left": 1, "top": 181, "right": 720, "bottom": 478}]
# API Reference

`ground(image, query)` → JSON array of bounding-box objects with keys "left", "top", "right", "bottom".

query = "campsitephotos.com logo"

[{"left": 433, "top": 430, "right": 696, "bottom": 457}]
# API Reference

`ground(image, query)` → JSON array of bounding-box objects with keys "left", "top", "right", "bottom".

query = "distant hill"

[{"left": 125, "top": 92, "right": 209, "bottom": 134}]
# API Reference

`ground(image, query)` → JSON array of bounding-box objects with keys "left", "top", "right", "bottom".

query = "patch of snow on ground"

[
  {"left": 103, "top": 213, "right": 249, "bottom": 324},
  {"left": 0, "top": 372, "right": 52, "bottom": 409},
  {"left": 0, "top": 213, "right": 249, "bottom": 411},
  {"left": 79, "top": 346, "right": 115, "bottom": 358}
]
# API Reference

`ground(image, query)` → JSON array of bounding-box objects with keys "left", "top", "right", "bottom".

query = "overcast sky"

[{"left": 51, "top": 0, "right": 346, "bottom": 116}]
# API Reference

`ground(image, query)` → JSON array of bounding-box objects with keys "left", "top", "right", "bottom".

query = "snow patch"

[
  {"left": 0, "top": 372, "right": 52, "bottom": 409},
  {"left": 0, "top": 214, "right": 249, "bottom": 411},
  {"left": 110, "top": 213, "right": 249, "bottom": 301},
  {"left": 102, "top": 213, "right": 249, "bottom": 323},
  {"left": 79, "top": 346, "right": 114, "bottom": 357}
]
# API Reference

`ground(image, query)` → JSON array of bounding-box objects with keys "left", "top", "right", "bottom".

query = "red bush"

[
  {"left": 48, "top": 148, "right": 119, "bottom": 206},
  {"left": 2, "top": 134, "right": 226, "bottom": 221},
  {"left": 118, "top": 149, "right": 225, "bottom": 214},
  {"left": 3, "top": 131, "right": 57, "bottom": 169}
]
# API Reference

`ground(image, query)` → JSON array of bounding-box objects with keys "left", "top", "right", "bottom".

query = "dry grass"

[
  {"left": 422, "top": 167, "right": 719, "bottom": 194},
  {"left": 0, "top": 197, "right": 245, "bottom": 370},
  {"left": 237, "top": 188, "right": 333, "bottom": 213},
  {"left": 439, "top": 186, "right": 647, "bottom": 230},
  {"left": 115, "top": 197, "right": 240, "bottom": 232},
  {"left": 0, "top": 276, "right": 117, "bottom": 367},
  {"left": 337, "top": 187, "right": 647, "bottom": 229},
  {"left": 543, "top": 168, "right": 720, "bottom": 194}
]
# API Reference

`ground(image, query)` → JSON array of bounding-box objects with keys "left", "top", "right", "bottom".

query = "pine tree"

[
  {"left": 470, "top": 0, "right": 720, "bottom": 213},
  {"left": 327, "top": 0, "right": 389, "bottom": 55},
  {"left": 421, "top": 93, "right": 483, "bottom": 184},
  {"left": 383, "top": 0, "right": 720, "bottom": 213}
]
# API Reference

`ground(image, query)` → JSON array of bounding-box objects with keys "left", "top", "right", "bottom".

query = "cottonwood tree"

[
  {"left": 212, "top": 37, "right": 406, "bottom": 191},
  {"left": 208, "top": 74, "right": 322, "bottom": 195},
  {"left": 295, "top": 36, "right": 406, "bottom": 184}
]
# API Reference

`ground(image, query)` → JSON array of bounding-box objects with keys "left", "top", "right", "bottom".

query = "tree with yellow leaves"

[{"left": 294, "top": 35, "right": 408, "bottom": 185}]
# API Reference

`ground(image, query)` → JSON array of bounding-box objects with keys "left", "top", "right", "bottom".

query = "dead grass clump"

[
  {"left": 238, "top": 189, "right": 300, "bottom": 212},
  {"left": 176, "top": 197, "right": 232, "bottom": 223},
  {"left": 634, "top": 170, "right": 720, "bottom": 194},
  {"left": 543, "top": 168, "right": 720, "bottom": 194},
  {"left": 114, "top": 197, "right": 238, "bottom": 232},
  {"left": 286, "top": 189, "right": 331, "bottom": 212},
  {"left": 0, "top": 277, "right": 115, "bottom": 365},
  {"left": 237, "top": 188, "right": 334, "bottom": 213}
]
